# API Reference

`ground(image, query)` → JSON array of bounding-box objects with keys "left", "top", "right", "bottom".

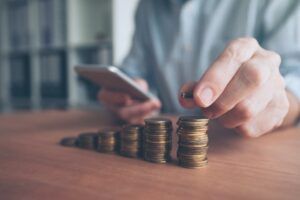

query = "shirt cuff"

[{"left": 284, "top": 74, "right": 300, "bottom": 101}]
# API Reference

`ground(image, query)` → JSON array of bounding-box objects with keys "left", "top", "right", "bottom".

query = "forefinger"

[{"left": 193, "top": 37, "right": 260, "bottom": 108}]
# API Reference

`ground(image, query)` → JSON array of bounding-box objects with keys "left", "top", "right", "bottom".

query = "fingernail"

[{"left": 198, "top": 87, "right": 214, "bottom": 107}]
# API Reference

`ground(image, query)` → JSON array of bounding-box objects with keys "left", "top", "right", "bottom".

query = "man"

[{"left": 99, "top": 0, "right": 300, "bottom": 137}]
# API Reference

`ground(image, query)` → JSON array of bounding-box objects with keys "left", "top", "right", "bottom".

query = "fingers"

[
  {"left": 98, "top": 89, "right": 133, "bottom": 106},
  {"left": 216, "top": 77, "right": 276, "bottom": 128},
  {"left": 97, "top": 77, "right": 160, "bottom": 124},
  {"left": 98, "top": 78, "right": 158, "bottom": 123},
  {"left": 217, "top": 71, "right": 285, "bottom": 128},
  {"left": 235, "top": 91, "right": 289, "bottom": 138},
  {"left": 179, "top": 81, "right": 197, "bottom": 108},
  {"left": 193, "top": 37, "right": 260, "bottom": 107},
  {"left": 204, "top": 51, "right": 280, "bottom": 118},
  {"left": 116, "top": 99, "right": 161, "bottom": 123}
]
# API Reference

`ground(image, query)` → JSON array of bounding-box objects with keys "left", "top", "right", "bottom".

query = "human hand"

[
  {"left": 179, "top": 37, "right": 290, "bottom": 137},
  {"left": 98, "top": 78, "right": 161, "bottom": 124}
]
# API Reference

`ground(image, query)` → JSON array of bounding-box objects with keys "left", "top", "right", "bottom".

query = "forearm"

[{"left": 281, "top": 90, "right": 300, "bottom": 127}]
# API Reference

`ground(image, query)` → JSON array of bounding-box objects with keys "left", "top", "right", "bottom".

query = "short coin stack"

[
  {"left": 78, "top": 133, "right": 98, "bottom": 150},
  {"left": 143, "top": 118, "right": 173, "bottom": 163},
  {"left": 120, "top": 124, "right": 144, "bottom": 158},
  {"left": 60, "top": 137, "right": 78, "bottom": 147},
  {"left": 177, "top": 116, "right": 209, "bottom": 168},
  {"left": 97, "top": 129, "right": 118, "bottom": 153}
]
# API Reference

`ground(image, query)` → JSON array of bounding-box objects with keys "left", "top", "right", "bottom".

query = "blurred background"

[{"left": 0, "top": 0, "right": 139, "bottom": 113}]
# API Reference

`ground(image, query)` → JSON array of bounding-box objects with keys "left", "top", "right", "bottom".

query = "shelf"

[
  {"left": 6, "top": 0, "right": 30, "bottom": 52},
  {"left": 0, "top": 0, "right": 137, "bottom": 112},
  {"left": 67, "top": 0, "right": 112, "bottom": 46},
  {"left": 9, "top": 54, "right": 31, "bottom": 99},
  {"left": 38, "top": 0, "right": 67, "bottom": 48},
  {"left": 39, "top": 50, "right": 67, "bottom": 101}
]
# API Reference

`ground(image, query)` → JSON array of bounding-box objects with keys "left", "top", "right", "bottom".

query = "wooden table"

[{"left": 0, "top": 109, "right": 299, "bottom": 200}]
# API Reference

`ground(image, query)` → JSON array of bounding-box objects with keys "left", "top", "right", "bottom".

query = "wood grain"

[{"left": 0, "top": 109, "right": 299, "bottom": 200}]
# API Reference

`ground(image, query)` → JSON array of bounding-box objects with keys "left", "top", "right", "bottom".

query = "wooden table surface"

[{"left": 0, "top": 109, "right": 299, "bottom": 200}]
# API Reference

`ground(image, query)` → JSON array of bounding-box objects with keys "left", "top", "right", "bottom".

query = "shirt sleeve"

[
  {"left": 119, "top": 0, "right": 150, "bottom": 80},
  {"left": 261, "top": 0, "right": 300, "bottom": 100}
]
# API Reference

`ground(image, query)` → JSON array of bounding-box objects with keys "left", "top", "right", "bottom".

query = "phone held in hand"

[{"left": 74, "top": 65, "right": 154, "bottom": 101}]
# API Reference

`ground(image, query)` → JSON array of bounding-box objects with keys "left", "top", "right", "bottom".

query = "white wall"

[{"left": 112, "top": 0, "right": 139, "bottom": 66}]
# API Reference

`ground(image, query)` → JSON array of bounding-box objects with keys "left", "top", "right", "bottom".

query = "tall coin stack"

[
  {"left": 177, "top": 116, "right": 209, "bottom": 168},
  {"left": 78, "top": 133, "right": 97, "bottom": 150},
  {"left": 120, "top": 125, "right": 144, "bottom": 158},
  {"left": 97, "top": 129, "right": 118, "bottom": 153},
  {"left": 143, "top": 118, "right": 173, "bottom": 163}
]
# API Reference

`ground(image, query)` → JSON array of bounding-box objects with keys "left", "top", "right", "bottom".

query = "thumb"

[{"left": 151, "top": 98, "right": 162, "bottom": 109}]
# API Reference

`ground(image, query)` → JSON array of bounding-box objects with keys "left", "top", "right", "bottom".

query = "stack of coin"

[
  {"left": 120, "top": 124, "right": 144, "bottom": 158},
  {"left": 177, "top": 116, "right": 209, "bottom": 168},
  {"left": 143, "top": 118, "right": 173, "bottom": 163},
  {"left": 77, "top": 133, "right": 97, "bottom": 150},
  {"left": 97, "top": 129, "right": 118, "bottom": 153},
  {"left": 60, "top": 137, "right": 78, "bottom": 147}
]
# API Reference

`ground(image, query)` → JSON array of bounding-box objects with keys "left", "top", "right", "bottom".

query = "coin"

[
  {"left": 180, "top": 92, "right": 194, "bottom": 99},
  {"left": 144, "top": 118, "right": 172, "bottom": 126},
  {"left": 179, "top": 158, "right": 208, "bottom": 169}
]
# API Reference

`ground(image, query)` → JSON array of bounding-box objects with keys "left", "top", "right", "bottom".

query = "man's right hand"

[{"left": 97, "top": 78, "right": 161, "bottom": 124}]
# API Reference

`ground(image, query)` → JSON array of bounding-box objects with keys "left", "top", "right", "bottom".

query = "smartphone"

[{"left": 74, "top": 65, "right": 154, "bottom": 101}]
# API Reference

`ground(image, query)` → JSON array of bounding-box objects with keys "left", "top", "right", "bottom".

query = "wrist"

[{"left": 282, "top": 90, "right": 300, "bottom": 127}]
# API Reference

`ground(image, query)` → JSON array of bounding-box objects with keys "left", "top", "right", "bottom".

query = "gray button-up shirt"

[{"left": 121, "top": 0, "right": 300, "bottom": 114}]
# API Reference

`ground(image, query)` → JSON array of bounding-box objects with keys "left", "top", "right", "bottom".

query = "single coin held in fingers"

[{"left": 181, "top": 92, "right": 194, "bottom": 99}]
